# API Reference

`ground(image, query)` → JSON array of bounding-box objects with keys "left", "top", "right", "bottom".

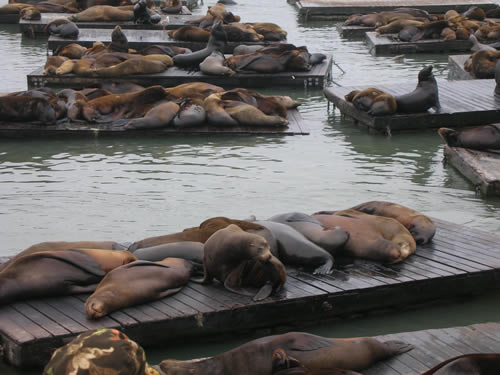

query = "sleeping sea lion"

[
  {"left": 395, "top": 65, "right": 440, "bottom": 113},
  {"left": 0, "top": 95, "right": 56, "bottom": 124},
  {"left": 160, "top": 332, "right": 413, "bottom": 375},
  {"left": 45, "top": 18, "right": 79, "bottom": 38},
  {"left": 85, "top": 258, "right": 193, "bottom": 319},
  {"left": 469, "top": 34, "right": 496, "bottom": 52},
  {"left": 421, "top": 353, "right": 500, "bottom": 374},
  {"left": 0, "top": 248, "right": 136, "bottom": 304},
  {"left": 133, "top": 241, "right": 204, "bottom": 263},
  {"left": 439, "top": 124, "right": 500, "bottom": 151},
  {"left": 125, "top": 101, "right": 180, "bottom": 129},
  {"left": 224, "top": 101, "right": 288, "bottom": 127},
  {"left": 200, "top": 50, "right": 235, "bottom": 76},
  {"left": 199, "top": 224, "right": 275, "bottom": 298},
  {"left": 160, "top": 0, "right": 182, "bottom": 14},
  {"left": 467, "top": 50, "right": 500, "bottom": 78},
  {"left": 172, "top": 100, "right": 206, "bottom": 128},
  {"left": 133, "top": 0, "right": 160, "bottom": 24},
  {"left": 69, "top": 5, "right": 133, "bottom": 22},
  {"left": 43, "top": 55, "right": 68, "bottom": 75},
  {"left": 168, "top": 25, "right": 211, "bottom": 42},
  {"left": 19, "top": 6, "right": 40, "bottom": 20},
  {"left": 55, "top": 43, "right": 88, "bottom": 59}
]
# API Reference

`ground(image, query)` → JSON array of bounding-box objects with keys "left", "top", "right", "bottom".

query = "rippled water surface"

[{"left": 0, "top": 0, "right": 499, "bottom": 372}]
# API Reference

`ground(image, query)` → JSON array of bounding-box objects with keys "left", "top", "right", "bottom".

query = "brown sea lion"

[
  {"left": 45, "top": 18, "right": 79, "bottom": 38},
  {"left": 125, "top": 101, "right": 180, "bottom": 129},
  {"left": 198, "top": 224, "right": 275, "bottom": 298},
  {"left": 462, "top": 6, "right": 486, "bottom": 21},
  {"left": 249, "top": 22, "right": 287, "bottom": 41},
  {"left": 165, "top": 82, "right": 224, "bottom": 105},
  {"left": 69, "top": 5, "right": 133, "bottom": 21},
  {"left": 160, "top": 0, "right": 182, "bottom": 14},
  {"left": 0, "top": 95, "right": 57, "bottom": 124},
  {"left": 128, "top": 216, "right": 266, "bottom": 250},
  {"left": 168, "top": 25, "right": 211, "bottom": 41},
  {"left": 0, "top": 3, "right": 32, "bottom": 15},
  {"left": 439, "top": 124, "right": 500, "bottom": 151},
  {"left": 395, "top": 65, "right": 440, "bottom": 113},
  {"left": 81, "top": 85, "right": 167, "bottom": 122},
  {"left": 466, "top": 49, "right": 500, "bottom": 78},
  {"left": 311, "top": 213, "right": 414, "bottom": 263},
  {"left": 55, "top": 43, "right": 87, "bottom": 59},
  {"left": 224, "top": 101, "right": 288, "bottom": 127},
  {"left": 160, "top": 332, "right": 413, "bottom": 375},
  {"left": 85, "top": 258, "right": 193, "bottom": 319},
  {"left": 421, "top": 353, "right": 500, "bottom": 374},
  {"left": 19, "top": 6, "right": 40, "bottom": 19},
  {"left": 345, "top": 88, "right": 397, "bottom": 116},
  {"left": 43, "top": 55, "right": 69, "bottom": 74},
  {"left": 376, "top": 19, "right": 423, "bottom": 34},
  {"left": 222, "top": 23, "right": 263, "bottom": 42},
  {"left": 98, "top": 81, "right": 145, "bottom": 93},
  {"left": 200, "top": 50, "right": 235, "bottom": 76},
  {"left": 350, "top": 201, "right": 436, "bottom": 245},
  {"left": 0, "top": 248, "right": 136, "bottom": 304},
  {"left": 172, "top": 100, "right": 206, "bottom": 128},
  {"left": 236, "top": 255, "right": 287, "bottom": 300},
  {"left": 440, "top": 27, "right": 456, "bottom": 41},
  {"left": 92, "top": 56, "right": 171, "bottom": 78},
  {"left": 203, "top": 93, "right": 239, "bottom": 126}
]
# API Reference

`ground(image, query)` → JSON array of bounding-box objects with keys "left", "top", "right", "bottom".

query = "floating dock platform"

[
  {"left": 0, "top": 13, "right": 21, "bottom": 24},
  {"left": 0, "top": 218, "right": 499, "bottom": 367},
  {"left": 444, "top": 145, "right": 500, "bottom": 196},
  {"left": 27, "top": 56, "right": 332, "bottom": 89},
  {"left": 19, "top": 11, "right": 194, "bottom": 36},
  {"left": 48, "top": 28, "right": 285, "bottom": 54},
  {"left": 324, "top": 79, "right": 500, "bottom": 133},
  {"left": 0, "top": 109, "right": 308, "bottom": 138},
  {"left": 365, "top": 32, "right": 475, "bottom": 56},
  {"left": 337, "top": 23, "right": 373, "bottom": 38},
  {"left": 366, "top": 322, "right": 500, "bottom": 374},
  {"left": 289, "top": 0, "right": 498, "bottom": 20},
  {"left": 448, "top": 54, "right": 475, "bottom": 80}
]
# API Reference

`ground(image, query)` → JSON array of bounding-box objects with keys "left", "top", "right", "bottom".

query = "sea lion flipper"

[
  {"left": 252, "top": 283, "right": 273, "bottom": 301},
  {"left": 383, "top": 340, "right": 414, "bottom": 355},
  {"left": 312, "top": 258, "right": 334, "bottom": 275},
  {"left": 223, "top": 265, "right": 255, "bottom": 297},
  {"left": 31, "top": 250, "right": 106, "bottom": 277},
  {"left": 68, "top": 283, "right": 99, "bottom": 293},
  {"left": 157, "top": 286, "right": 183, "bottom": 299}
]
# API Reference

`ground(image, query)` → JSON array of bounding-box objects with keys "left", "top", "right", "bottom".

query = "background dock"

[
  {"left": 448, "top": 55, "right": 475, "bottom": 80},
  {"left": 324, "top": 79, "right": 500, "bottom": 133},
  {"left": 0, "top": 218, "right": 499, "bottom": 367}
]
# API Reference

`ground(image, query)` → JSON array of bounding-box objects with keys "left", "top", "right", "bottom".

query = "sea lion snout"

[{"left": 85, "top": 299, "right": 106, "bottom": 319}]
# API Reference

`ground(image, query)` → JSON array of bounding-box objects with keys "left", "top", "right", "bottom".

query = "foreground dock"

[
  {"left": 20, "top": 11, "right": 194, "bottom": 36},
  {"left": 448, "top": 55, "right": 475, "bottom": 80},
  {"left": 0, "top": 109, "right": 308, "bottom": 138},
  {"left": 0, "top": 218, "right": 499, "bottom": 367},
  {"left": 289, "top": 0, "right": 498, "bottom": 20},
  {"left": 444, "top": 145, "right": 500, "bottom": 196},
  {"left": 365, "top": 32, "right": 473, "bottom": 56},
  {"left": 28, "top": 56, "right": 332, "bottom": 89},
  {"left": 337, "top": 24, "right": 373, "bottom": 38},
  {"left": 48, "top": 29, "right": 286, "bottom": 54},
  {"left": 324, "top": 79, "right": 500, "bottom": 133}
]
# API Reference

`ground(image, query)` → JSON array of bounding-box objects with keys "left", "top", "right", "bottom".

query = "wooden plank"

[
  {"left": 448, "top": 55, "right": 474, "bottom": 80},
  {"left": 11, "top": 302, "right": 69, "bottom": 337},
  {"left": 444, "top": 146, "right": 500, "bottom": 196},
  {"left": 27, "top": 299, "right": 88, "bottom": 334},
  {"left": 47, "top": 28, "right": 287, "bottom": 53},
  {"left": 337, "top": 23, "right": 374, "bottom": 38},
  {"left": 28, "top": 56, "right": 332, "bottom": 89},
  {"left": 324, "top": 80, "right": 500, "bottom": 132}
]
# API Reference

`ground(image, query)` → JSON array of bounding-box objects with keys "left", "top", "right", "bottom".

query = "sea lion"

[
  {"left": 199, "top": 224, "right": 275, "bottom": 298},
  {"left": 251, "top": 220, "right": 335, "bottom": 274},
  {"left": 98, "top": 81, "right": 145, "bottom": 93},
  {"left": 43, "top": 55, "right": 68, "bottom": 75},
  {"left": 172, "top": 22, "right": 227, "bottom": 67},
  {"left": 0, "top": 95, "right": 56, "bottom": 124},
  {"left": 462, "top": 6, "right": 486, "bottom": 21},
  {"left": 233, "top": 44, "right": 264, "bottom": 55},
  {"left": 200, "top": 50, "right": 235, "bottom": 76},
  {"left": 0, "top": 248, "right": 136, "bottom": 304},
  {"left": 133, "top": 0, "right": 160, "bottom": 24},
  {"left": 129, "top": 216, "right": 266, "bottom": 250},
  {"left": 312, "top": 213, "right": 414, "bottom": 263},
  {"left": 133, "top": 241, "right": 204, "bottom": 263},
  {"left": 19, "top": 6, "right": 40, "bottom": 19},
  {"left": 224, "top": 101, "right": 288, "bottom": 127},
  {"left": 203, "top": 93, "right": 239, "bottom": 126},
  {"left": 237, "top": 255, "right": 287, "bottom": 300},
  {"left": 248, "top": 22, "right": 287, "bottom": 41},
  {"left": 466, "top": 49, "right": 500, "bottom": 78},
  {"left": 160, "top": 332, "right": 412, "bottom": 375},
  {"left": 268, "top": 212, "right": 349, "bottom": 254},
  {"left": 125, "top": 101, "right": 180, "bottom": 129},
  {"left": 345, "top": 88, "right": 397, "bottom": 116},
  {"left": 221, "top": 23, "right": 263, "bottom": 42},
  {"left": 140, "top": 44, "right": 191, "bottom": 57},
  {"left": 57, "top": 88, "right": 88, "bottom": 120},
  {"left": 168, "top": 25, "right": 211, "bottom": 42},
  {"left": 85, "top": 258, "right": 193, "bottom": 319},
  {"left": 69, "top": 5, "right": 133, "bottom": 22},
  {"left": 172, "top": 100, "right": 206, "bottom": 128},
  {"left": 421, "top": 353, "right": 500, "bottom": 374},
  {"left": 395, "top": 65, "right": 440, "bottom": 113},
  {"left": 55, "top": 43, "right": 88, "bottom": 59},
  {"left": 469, "top": 34, "right": 497, "bottom": 52},
  {"left": 349, "top": 201, "right": 436, "bottom": 245},
  {"left": 45, "top": 18, "right": 79, "bottom": 38},
  {"left": 160, "top": 0, "right": 182, "bottom": 14},
  {"left": 439, "top": 124, "right": 500, "bottom": 151},
  {"left": 376, "top": 19, "right": 423, "bottom": 34},
  {"left": 92, "top": 56, "right": 171, "bottom": 78},
  {"left": 165, "top": 82, "right": 224, "bottom": 105}
]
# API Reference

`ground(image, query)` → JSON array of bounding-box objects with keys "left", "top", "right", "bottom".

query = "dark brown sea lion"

[
  {"left": 129, "top": 216, "right": 266, "bottom": 250},
  {"left": 224, "top": 101, "right": 288, "bottom": 127},
  {"left": 160, "top": 332, "right": 413, "bottom": 375},
  {"left": 55, "top": 43, "right": 88, "bottom": 59},
  {"left": 466, "top": 50, "right": 500, "bottom": 78},
  {"left": 160, "top": 0, "right": 182, "bottom": 14},
  {"left": 98, "top": 81, "right": 145, "bottom": 93},
  {"left": 0, "top": 95, "right": 57, "bottom": 124},
  {"left": 439, "top": 124, "right": 500, "bottom": 151},
  {"left": 345, "top": 88, "right": 397, "bottom": 116},
  {"left": 237, "top": 255, "right": 287, "bottom": 300},
  {"left": 85, "top": 258, "right": 193, "bottom": 319},
  {"left": 45, "top": 18, "right": 79, "bottom": 38},
  {"left": 43, "top": 55, "right": 69, "bottom": 74},
  {"left": 0, "top": 248, "right": 136, "bottom": 304},
  {"left": 125, "top": 101, "right": 180, "bottom": 129},
  {"left": 248, "top": 22, "right": 287, "bottom": 41},
  {"left": 165, "top": 82, "right": 225, "bottom": 105},
  {"left": 462, "top": 6, "right": 486, "bottom": 21},
  {"left": 168, "top": 25, "right": 211, "bottom": 42},
  {"left": 349, "top": 201, "right": 436, "bottom": 245},
  {"left": 312, "top": 213, "right": 414, "bottom": 263},
  {"left": 19, "top": 6, "right": 40, "bottom": 19},
  {"left": 421, "top": 353, "right": 500, "bottom": 374},
  {"left": 199, "top": 224, "right": 275, "bottom": 298},
  {"left": 376, "top": 19, "right": 423, "bottom": 34},
  {"left": 221, "top": 23, "right": 263, "bottom": 42},
  {"left": 395, "top": 65, "right": 440, "bottom": 113},
  {"left": 140, "top": 44, "right": 191, "bottom": 57},
  {"left": 69, "top": 5, "right": 133, "bottom": 21}
]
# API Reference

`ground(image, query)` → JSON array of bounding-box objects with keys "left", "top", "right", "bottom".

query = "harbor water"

[{"left": 0, "top": 0, "right": 499, "bottom": 372}]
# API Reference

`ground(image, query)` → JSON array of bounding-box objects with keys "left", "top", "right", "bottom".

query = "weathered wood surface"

[
  {"left": 448, "top": 54, "right": 475, "bottom": 80},
  {"left": 444, "top": 145, "right": 500, "bottom": 196},
  {"left": 290, "top": 0, "right": 498, "bottom": 19},
  {"left": 47, "top": 28, "right": 286, "bottom": 53},
  {"left": 365, "top": 32, "right": 475, "bottom": 56},
  {"left": 0, "top": 109, "right": 308, "bottom": 138},
  {"left": 0, "top": 14, "right": 20, "bottom": 24},
  {"left": 20, "top": 10, "right": 194, "bottom": 35},
  {"left": 27, "top": 55, "right": 332, "bottom": 89},
  {"left": 1, "top": 218, "right": 500, "bottom": 367},
  {"left": 337, "top": 23, "right": 374, "bottom": 38},
  {"left": 324, "top": 79, "right": 500, "bottom": 132},
  {"left": 366, "top": 322, "right": 500, "bottom": 375}
]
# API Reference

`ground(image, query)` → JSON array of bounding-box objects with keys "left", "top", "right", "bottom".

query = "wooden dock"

[
  {"left": 27, "top": 56, "right": 332, "bottom": 89},
  {"left": 19, "top": 11, "right": 194, "bottom": 36},
  {"left": 365, "top": 32, "right": 474, "bottom": 56},
  {"left": 0, "top": 13, "right": 21, "bottom": 24},
  {"left": 323, "top": 79, "right": 500, "bottom": 133},
  {"left": 289, "top": 0, "right": 498, "bottom": 20},
  {"left": 47, "top": 28, "right": 286, "bottom": 54},
  {"left": 444, "top": 145, "right": 500, "bottom": 196},
  {"left": 337, "top": 24, "right": 374, "bottom": 38},
  {"left": 0, "top": 218, "right": 500, "bottom": 367},
  {"left": 0, "top": 109, "right": 308, "bottom": 138},
  {"left": 366, "top": 322, "right": 500, "bottom": 374},
  {"left": 448, "top": 54, "right": 475, "bottom": 80}
]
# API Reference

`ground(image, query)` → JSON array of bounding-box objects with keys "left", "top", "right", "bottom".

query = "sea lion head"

[
  {"left": 407, "top": 215, "right": 436, "bottom": 244},
  {"left": 211, "top": 21, "right": 227, "bottom": 43},
  {"left": 418, "top": 65, "right": 434, "bottom": 82},
  {"left": 110, "top": 25, "right": 128, "bottom": 52},
  {"left": 438, "top": 127, "right": 459, "bottom": 146},
  {"left": 85, "top": 293, "right": 110, "bottom": 319},
  {"left": 272, "top": 348, "right": 302, "bottom": 373},
  {"left": 249, "top": 235, "right": 273, "bottom": 263}
]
